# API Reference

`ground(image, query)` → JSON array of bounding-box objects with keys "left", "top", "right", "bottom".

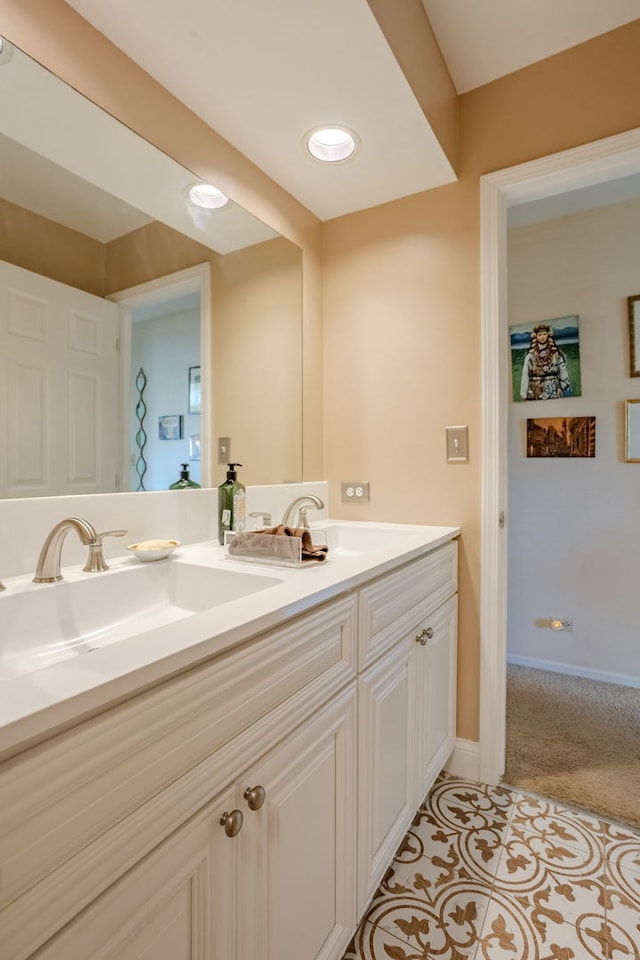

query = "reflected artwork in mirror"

[{"left": 0, "top": 40, "right": 303, "bottom": 499}]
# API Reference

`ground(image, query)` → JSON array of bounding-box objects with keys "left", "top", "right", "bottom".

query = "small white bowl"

[{"left": 127, "top": 539, "right": 180, "bottom": 562}]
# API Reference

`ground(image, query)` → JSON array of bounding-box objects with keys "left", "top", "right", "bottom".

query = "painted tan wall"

[
  {"left": 0, "top": 197, "right": 105, "bottom": 294},
  {"left": 322, "top": 20, "right": 640, "bottom": 741}
]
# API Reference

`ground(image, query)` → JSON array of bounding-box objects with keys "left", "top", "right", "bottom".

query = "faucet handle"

[{"left": 83, "top": 530, "right": 128, "bottom": 573}]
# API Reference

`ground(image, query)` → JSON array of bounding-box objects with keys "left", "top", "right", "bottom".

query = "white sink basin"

[
  {"left": 0, "top": 560, "right": 283, "bottom": 679},
  {"left": 312, "top": 521, "right": 428, "bottom": 558}
]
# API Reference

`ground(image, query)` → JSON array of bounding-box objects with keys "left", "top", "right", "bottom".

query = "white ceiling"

[
  {"left": 63, "top": 0, "right": 640, "bottom": 220},
  {"left": 28, "top": 1, "right": 640, "bottom": 220}
]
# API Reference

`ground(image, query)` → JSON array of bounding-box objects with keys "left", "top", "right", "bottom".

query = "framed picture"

[
  {"left": 624, "top": 400, "right": 640, "bottom": 461},
  {"left": 188, "top": 366, "right": 201, "bottom": 414},
  {"left": 158, "top": 414, "right": 183, "bottom": 440},
  {"left": 189, "top": 434, "right": 201, "bottom": 461},
  {"left": 510, "top": 316, "right": 581, "bottom": 401},
  {"left": 526, "top": 416, "right": 595, "bottom": 458},
  {"left": 627, "top": 296, "right": 640, "bottom": 377}
]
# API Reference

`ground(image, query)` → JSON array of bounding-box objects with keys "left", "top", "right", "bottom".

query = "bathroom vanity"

[{"left": 0, "top": 521, "right": 459, "bottom": 960}]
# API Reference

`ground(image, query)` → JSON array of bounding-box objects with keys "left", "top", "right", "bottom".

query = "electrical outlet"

[
  {"left": 550, "top": 617, "right": 574, "bottom": 632},
  {"left": 341, "top": 481, "right": 370, "bottom": 502}
]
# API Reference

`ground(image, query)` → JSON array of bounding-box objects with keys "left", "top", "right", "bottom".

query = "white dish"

[{"left": 127, "top": 539, "right": 180, "bottom": 562}]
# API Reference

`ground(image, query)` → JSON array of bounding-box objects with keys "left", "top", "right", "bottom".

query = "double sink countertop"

[{"left": 0, "top": 520, "right": 459, "bottom": 760}]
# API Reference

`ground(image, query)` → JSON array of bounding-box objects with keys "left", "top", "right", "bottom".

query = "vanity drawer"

[
  {"left": 0, "top": 593, "right": 357, "bottom": 913},
  {"left": 358, "top": 540, "right": 457, "bottom": 668}
]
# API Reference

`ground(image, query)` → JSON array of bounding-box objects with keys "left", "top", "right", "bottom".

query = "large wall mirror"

[{"left": 0, "top": 40, "right": 303, "bottom": 498}]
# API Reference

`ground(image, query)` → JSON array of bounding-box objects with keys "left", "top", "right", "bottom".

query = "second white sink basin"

[
  {"left": 312, "top": 521, "right": 428, "bottom": 558},
  {"left": 0, "top": 560, "right": 283, "bottom": 679}
]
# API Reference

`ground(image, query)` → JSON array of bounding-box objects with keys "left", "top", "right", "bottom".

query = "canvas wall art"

[
  {"left": 510, "top": 316, "right": 581, "bottom": 401},
  {"left": 526, "top": 416, "right": 595, "bottom": 458}
]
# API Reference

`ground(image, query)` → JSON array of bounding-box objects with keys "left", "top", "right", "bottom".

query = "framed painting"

[
  {"left": 526, "top": 416, "right": 595, "bottom": 458},
  {"left": 158, "top": 414, "right": 183, "bottom": 440},
  {"left": 627, "top": 296, "right": 640, "bottom": 377},
  {"left": 510, "top": 316, "right": 581, "bottom": 402}
]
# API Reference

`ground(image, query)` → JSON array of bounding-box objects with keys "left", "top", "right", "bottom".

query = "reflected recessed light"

[
  {"left": 305, "top": 126, "right": 359, "bottom": 163},
  {"left": 187, "top": 183, "right": 230, "bottom": 209}
]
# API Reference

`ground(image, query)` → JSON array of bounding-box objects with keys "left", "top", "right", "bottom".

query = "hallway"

[{"left": 343, "top": 772, "right": 640, "bottom": 959}]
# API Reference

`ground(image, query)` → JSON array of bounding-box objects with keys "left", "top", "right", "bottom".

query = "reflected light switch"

[{"left": 446, "top": 426, "right": 469, "bottom": 463}]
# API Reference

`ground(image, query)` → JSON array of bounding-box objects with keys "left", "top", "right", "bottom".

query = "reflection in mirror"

[
  {"left": 0, "top": 41, "right": 303, "bottom": 498},
  {"left": 624, "top": 399, "right": 640, "bottom": 462}
]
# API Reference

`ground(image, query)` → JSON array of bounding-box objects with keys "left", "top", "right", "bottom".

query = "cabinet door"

[
  {"left": 237, "top": 685, "right": 358, "bottom": 960},
  {"left": 357, "top": 640, "right": 415, "bottom": 913},
  {"left": 32, "top": 785, "right": 238, "bottom": 960},
  {"left": 414, "top": 594, "right": 458, "bottom": 806}
]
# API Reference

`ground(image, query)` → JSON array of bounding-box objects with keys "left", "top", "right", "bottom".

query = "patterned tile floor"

[{"left": 343, "top": 772, "right": 640, "bottom": 959}]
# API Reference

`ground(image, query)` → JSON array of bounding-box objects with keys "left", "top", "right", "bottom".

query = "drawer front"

[
  {"left": 358, "top": 541, "right": 457, "bottom": 669},
  {"left": 0, "top": 594, "right": 357, "bottom": 914}
]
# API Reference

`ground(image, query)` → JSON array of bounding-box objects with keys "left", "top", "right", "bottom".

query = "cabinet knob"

[
  {"left": 220, "top": 809, "right": 244, "bottom": 837},
  {"left": 243, "top": 784, "right": 267, "bottom": 811},
  {"left": 415, "top": 626, "right": 434, "bottom": 645}
]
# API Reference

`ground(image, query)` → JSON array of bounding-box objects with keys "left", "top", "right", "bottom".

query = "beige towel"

[{"left": 228, "top": 524, "right": 329, "bottom": 562}]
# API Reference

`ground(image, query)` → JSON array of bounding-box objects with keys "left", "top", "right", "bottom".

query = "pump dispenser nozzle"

[{"left": 225, "top": 462, "right": 243, "bottom": 480}]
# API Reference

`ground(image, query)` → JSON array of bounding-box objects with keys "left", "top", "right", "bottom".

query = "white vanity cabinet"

[
  {"left": 356, "top": 541, "right": 458, "bottom": 911},
  {"left": 29, "top": 685, "right": 358, "bottom": 960},
  {"left": 0, "top": 595, "right": 358, "bottom": 960},
  {"left": 0, "top": 533, "right": 458, "bottom": 960}
]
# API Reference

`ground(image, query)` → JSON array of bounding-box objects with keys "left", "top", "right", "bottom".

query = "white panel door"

[{"left": 0, "top": 260, "right": 119, "bottom": 497}]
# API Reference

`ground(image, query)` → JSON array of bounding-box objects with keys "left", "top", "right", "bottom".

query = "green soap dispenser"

[
  {"left": 169, "top": 463, "right": 201, "bottom": 490},
  {"left": 218, "top": 462, "right": 246, "bottom": 542}
]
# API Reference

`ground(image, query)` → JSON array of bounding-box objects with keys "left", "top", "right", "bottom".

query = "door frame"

[
  {"left": 109, "top": 263, "right": 211, "bottom": 492},
  {"left": 479, "top": 126, "right": 640, "bottom": 785}
]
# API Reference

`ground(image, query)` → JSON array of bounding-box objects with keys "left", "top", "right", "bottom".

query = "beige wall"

[
  {"left": 322, "top": 20, "right": 640, "bottom": 741},
  {"left": 0, "top": 197, "right": 106, "bottom": 294}
]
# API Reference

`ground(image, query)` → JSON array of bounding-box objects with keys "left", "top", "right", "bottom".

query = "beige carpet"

[{"left": 503, "top": 663, "right": 640, "bottom": 828}]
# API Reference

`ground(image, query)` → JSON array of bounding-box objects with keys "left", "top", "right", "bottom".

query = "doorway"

[
  {"left": 478, "top": 126, "right": 640, "bottom": 786},
  {"left": 109, "top": 264, "right": 211, "bottom": 493}
]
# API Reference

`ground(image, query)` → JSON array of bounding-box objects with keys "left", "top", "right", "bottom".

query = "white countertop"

[{"left": 0, "top": 521, "right": 459, "bottom": 760}]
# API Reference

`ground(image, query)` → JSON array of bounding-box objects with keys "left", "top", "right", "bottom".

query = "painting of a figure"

[
  {"left": 510, "top": 316, "right": 581, "bottom": 402},
  {"left": 526, "top": 416, "right": 595, "bottom": 458}
]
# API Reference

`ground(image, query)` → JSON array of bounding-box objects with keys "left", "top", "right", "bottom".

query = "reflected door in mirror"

[{"left": 0, "top": 261, "right": 119, "bottom": 498}]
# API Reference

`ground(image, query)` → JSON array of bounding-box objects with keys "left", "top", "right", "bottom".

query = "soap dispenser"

[
  {"left": 217, "top": 463, "right": 246, "bottom": 542},
  {"left": 169, "top": 463, "right": 201, "bottom": 490}
]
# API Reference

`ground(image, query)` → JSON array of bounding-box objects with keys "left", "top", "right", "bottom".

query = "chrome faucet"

[
  {"left": 281, "top": 495, "right": 324, "bottom": 530},
  {"left": 33, "top": 518, "right": 127, "bottom": 583}
]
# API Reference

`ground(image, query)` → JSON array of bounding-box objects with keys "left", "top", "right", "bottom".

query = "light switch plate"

[
  {"left": 217, "top": 437, "right": 231, "bottom": 464},
  {"left": 446, "top": 426, "right": 469, "bottom": 463}
]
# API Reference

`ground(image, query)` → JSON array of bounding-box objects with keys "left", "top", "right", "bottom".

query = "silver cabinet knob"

[
  {"left": 220, "top": 809, "right": 244, "bottom": 837},
  {"left": 243, "top": 784, "right": 267, "bottom": 811},
  {"left": 415, "top": 627, "right": 434, "bottom": 646}
]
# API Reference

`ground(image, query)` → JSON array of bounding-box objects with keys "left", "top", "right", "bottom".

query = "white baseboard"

[
  {"left": 507, "top": 654, "right": 640, "bottom": 689},
  {"left": 445, "top": 738, "right": 480, "bottom": 781}
]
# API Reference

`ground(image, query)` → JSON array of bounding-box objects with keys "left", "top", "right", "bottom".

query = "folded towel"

[{"left": 228, "top": 524, "right": 329, "bottom": 563}]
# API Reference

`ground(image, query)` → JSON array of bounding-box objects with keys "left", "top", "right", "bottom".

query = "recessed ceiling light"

[
  {"left": 187, "top": 183, "right": 230, "bottom": 209},
  {"left": 305, "top": 126, "right": 359, "bottom": 163}
]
